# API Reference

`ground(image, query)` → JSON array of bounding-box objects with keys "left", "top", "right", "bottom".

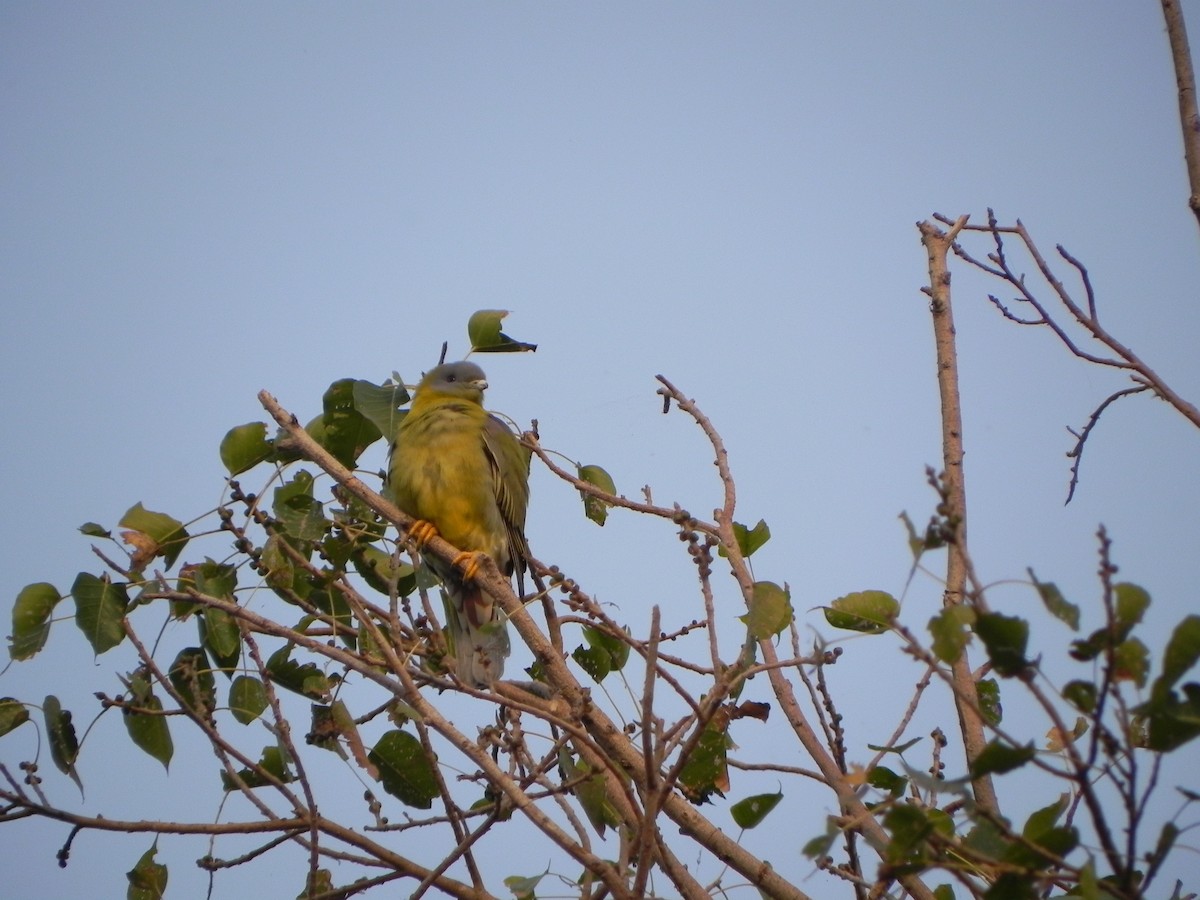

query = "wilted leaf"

[
  {"left": 369, "top": 729, "right": 439, "bottom": 809},
  {"left": 219, "top": 422, "right": 273, "bottom": 475},
  {"left": 1045, "top": 717, "right": 1089, "bottom": 753},
  {"left": 824, "top": 590, "right": 898, "bottom": 634},
  {"left": 118, "top": 503, "right": 189, "bottom": 569},
  {"left": 10, "top": 582, "right": 61, "bottom": 660}
]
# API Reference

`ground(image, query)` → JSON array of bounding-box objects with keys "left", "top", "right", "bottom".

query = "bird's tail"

[{"left": 441, "top": 579, "right": 510, "bottom": 688}]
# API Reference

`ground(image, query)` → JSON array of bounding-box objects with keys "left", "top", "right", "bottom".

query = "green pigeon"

[{"left": 387, "top": 361, "right": 531, "bottom": 687}]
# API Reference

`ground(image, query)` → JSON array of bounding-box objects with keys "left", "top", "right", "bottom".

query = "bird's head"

[{"left": 415, "top": 361, "right": 489, "bottom": 404}]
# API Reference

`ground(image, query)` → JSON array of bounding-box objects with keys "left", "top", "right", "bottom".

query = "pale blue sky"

[{"left": 3, "top": 4, "right": 1198, "bottom": 897}]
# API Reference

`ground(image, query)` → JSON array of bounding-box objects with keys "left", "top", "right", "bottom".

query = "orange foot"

[
  {"left": 406, "top": 519, "right": 439, "bottom": 550},
  {"left": 452, "top": 550, "right": 485, "bottom": 581}
]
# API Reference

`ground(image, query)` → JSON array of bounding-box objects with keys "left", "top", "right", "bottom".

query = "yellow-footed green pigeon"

[{"left": 387, "top": 361, "right": 531, "bottom": 687}]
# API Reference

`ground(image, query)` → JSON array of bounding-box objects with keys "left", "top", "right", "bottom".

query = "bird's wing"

[{"left": 482, "top": 414, "right": 531, "bottom": 590}]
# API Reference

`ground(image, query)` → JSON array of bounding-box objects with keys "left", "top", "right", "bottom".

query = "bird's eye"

[{"left": 446, "top": 374, "right": 456, "bottom": 382}]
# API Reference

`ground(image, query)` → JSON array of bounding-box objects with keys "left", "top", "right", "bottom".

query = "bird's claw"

[
  {"left": 452, "top": 550, "right": 485, "bottom": 582},
  {"left": 406, "top": 520, "right": 439, "bottom": 549}
]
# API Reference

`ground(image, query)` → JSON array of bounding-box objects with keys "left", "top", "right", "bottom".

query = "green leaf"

[
  {"left": 79, "top": 521, "right": 112, "bottom": 538},
  {"left": 1007, "top": 794, "right": 1077, "bottom": 867},
  {"left": 43, "top": 695, "right": 83, "bottom": 792},
  {"left": 677, "top": 721, "right": 730, "bottom": 804},
  {"left": 219, "top": 422, "right": 273, "bottom": 475},
  {"left": 974, "top": 612, "right": 1030, "bottom": 677},
  {"left": 970, "top": 740, "right": 1034, "bottom": 778},
  {"left": 1158, "top": 614, "right": 1200, "bottom": 691},
  {"left": 351, "top": 379, "right": 410, "bottom": 442},
  {"left": 71, "top": 573, "right": 129, "bottom": 655},
  {"left": 572, "top": 626, "right": 630, "bottom": 683},
  {"left": 504, "top": 866, "right": 550, "bottom": 900},
  {"left": 962, "top": 819, "right": 1007, "bottom": 861},
  {"left": 801, "top": 817, "right": 841, "bottom": 859},
  {"left": 730, "top": 790, "right": 783, "bottom": 828},
  {"left": 742, "top": 581, "right": 794, "bottom": 640},
  {"left": 369, "top": 729, "right": 439, "bottom": 809},
  {"left": 1115, "top": 582, "right": 1150, "bottom": 632},
  {"left": 123, "top": 677, "right": 173, "bottom": 771},
  {"left": 168, "top": 647, "right": 216, "bottom": 721},
  {"left": 977, "top": 678, "right": 1002, "bottom": 726},
  {"left": 126, "top": 843, "right": 168, "bottom": 900},
  {"left": 192, "top": 561, "right": 240, "bottom": 669},
  {"left": 577, "top": 464, "right": 616, "bottom": 526},
  {"left": 1063, "top": 680, "right": 1097, "bottom": 714},
  {"left": 983, "top": 873, "right": 1040, "bottom": 900},
  {"left": 228, "top": 676, "right": 269, "bottom": 725},
  {"left": 1028, "top": 569, "right": 1079, "bottom": 630},
  {"left": 883, "top": 804, "right": 934, "bottom": 870},
  {"left": 316, "top": 378, "right": 383, "bottom": 468},
  {"left": 572, "top": 644, "right": 611, "bottom": 683},
  {"left": 867, "top": 766, "right": 907, "bottom": 796},
  {"left": 467, "top": 309, "right": 538, "bottom": 353},
  {"left": 272, "top": 471, "right": 330, "bottom": 542},
  {"left": 824, "top": 590, "right": 898, "bottom": 634},
  {"left": 0, "top": 697, "right": 31, "bottom": 737},
  {"left": 119, "top": 503, "right": 190, "bottom": 569},
  {"left": 720, "top": 519, "right": 771, "bottom": 559},
  {"left": 1139, "top": 682, "right": 1200, "bottom": 752},
  {"left": 221, "top": 745, "right": 294, "bottom": 791},
  {"left": 558, "top": 749, "right": 622, "bottom": 836},
  {"left": 929, "top": 605, "right": 975, "bottom": 663},
  {"left": 265, "top": 644, "right": 331, "bottom": 700},
  {"left": 297, "top": 871, "right": 334, "bottom": 900},
  {"left": 933, "top": 886, "right": 956, "bottom": 900},
  {"left": 309, "top": 588, "right": 353, "bottom": 647},
  {"left": 351, "top": 545, "right": 416, "bottom": 597},
  {"left": 10, "top": 582, "right": 61, "bottom": 660},
  {"left": 1113, "top": 637, "right": 1150, "bottom": 687}
]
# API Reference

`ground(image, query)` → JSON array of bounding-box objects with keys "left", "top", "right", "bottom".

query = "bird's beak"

[{"left": 472, "top": 379, "right": 489, "bottom": 391}]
